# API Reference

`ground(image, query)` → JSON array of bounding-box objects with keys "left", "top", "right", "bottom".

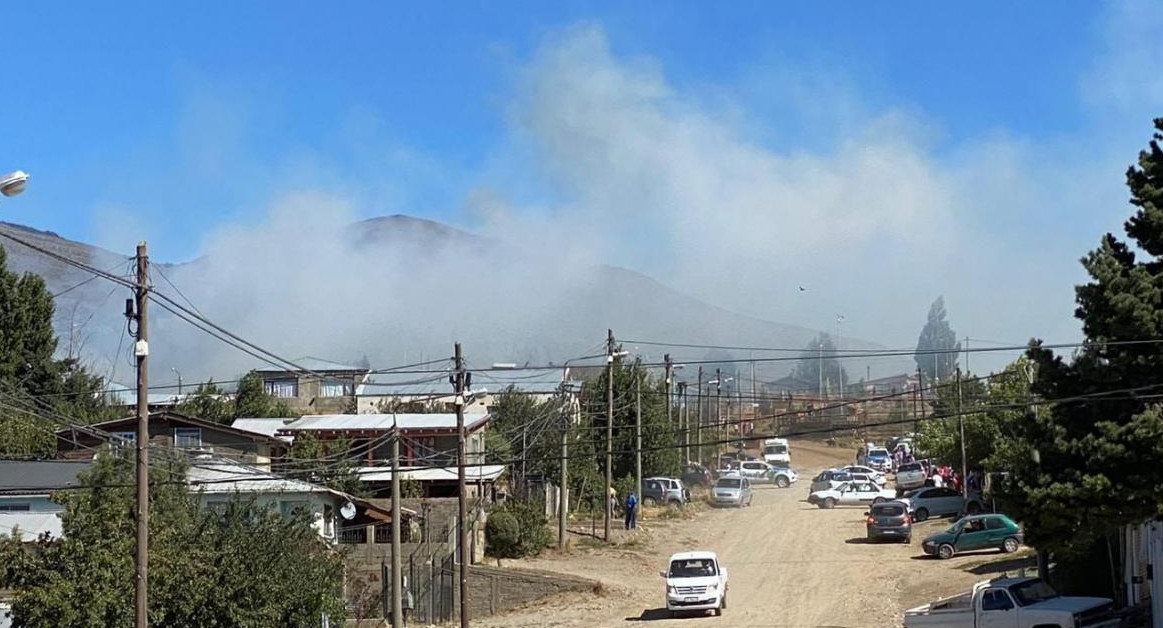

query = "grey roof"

[
  {"left": 281, "top": 413, "right": 489, "bottom": 433},
  {"left": 357, "top": 368, "right": 565, "bottom": 396},
  {"left": 0, "top": 460, "right": 92, "bottom": 494},
  {"left": 231, "top": 418, "right": 296, "bottom": 441}
]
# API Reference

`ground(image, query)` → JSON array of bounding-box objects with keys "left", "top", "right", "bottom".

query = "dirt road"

[{"left": 475, "top": 441, "right": 1029, "bottom": 628}]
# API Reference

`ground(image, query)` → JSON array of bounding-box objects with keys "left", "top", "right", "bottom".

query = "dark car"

[
  {"left": 921, "top": 514, "right": 1023, "bottom": 559},
  {"left": 682, "top": 463, "right": 712, "bottom": 487},
  {"left": 865, "top": 501, "right": 912, "bottom": 543}
]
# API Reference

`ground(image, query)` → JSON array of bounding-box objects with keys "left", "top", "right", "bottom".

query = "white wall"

[{"left": 196, "top": 491, "right": 340, "bottom": 542}]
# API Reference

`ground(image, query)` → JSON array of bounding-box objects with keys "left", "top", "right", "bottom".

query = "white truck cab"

[
  {"left": 661, "top": 551, "right": 729, "bottom": 617},
  {"left": 763, "top": 438, "right": 790, "bottom": 466},
  {"left": 903, "top": 577, "right": 1118, "bottom": 628}
]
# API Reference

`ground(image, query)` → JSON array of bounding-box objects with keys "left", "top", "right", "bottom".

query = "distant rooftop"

[
  {"left": 0, "top": 460, "right": 92, "bottom": 495},
  {"left": 281, "top": 413, "right": 489, "bottom": 433},
  {"left": 231, "top": 418, "right": 296, "bottom": 442},
  {"left": 254, "top": 356, "right": 369, "bottom": 374}
]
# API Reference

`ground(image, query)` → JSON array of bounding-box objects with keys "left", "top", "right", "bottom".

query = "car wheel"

[
  {"left": 642, "top": 496, "right": 657, "bottom": 508},
  {"left": 938, "top": 543, "right": 956, "bottom": 560},
  {"left": 1002, "top": 537, "right": 1020, "bottom": 554},
  {"left": 873, "top": 497, "right": 887, "bottom": 504},
  {"left": 823, "top": 498, "right": 836, "bottom": 509},
  {"left": 776, "top": 476, "right": 789, "bottom": 488},
  {"left": 913, "top": 507, "right": 929, "bottom": 522}
]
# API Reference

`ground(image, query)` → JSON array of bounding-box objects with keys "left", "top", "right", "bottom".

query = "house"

[
  {"left": 276, "top": 413, "right": 503, "bottom": 498},
  {"left": 355, "top": 367, "right": 566, "bottom": 414},
  {"left": 56, "top": 411, "right": 290, "bottom": 470},
  {"left": 862, "top": 373, "right": 919, "bottom": 396},
  {"left": 0, "top": 460, "right": 92, "bottom": 540},
  {"left": 187, "top": 457, "right": 411, "bottom": 544},
  {"left": 253, "top": 356, "right": 370, "bottom": 414}
]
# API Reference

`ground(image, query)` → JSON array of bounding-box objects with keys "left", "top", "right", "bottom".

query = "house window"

[
  {"left": 279, "top": 500, "right": 310, "bottom": 518},
  {"left": 113, "top": 431, "right": 136, "bottom": 447},
  {"left": 264, "top": 378, "right": 299, "bottom": 398},
  {"left": 0, "top": 502, "right": 31, "bottom": 512},
  {"left": 319, "top": 379, "right": 353, "bottom": 398},
  {"left": 174, "top": 427, "right": 202, "bottom": 449},
  {"left": 323, "top": 504, "right": 335, "bottom": 538}
]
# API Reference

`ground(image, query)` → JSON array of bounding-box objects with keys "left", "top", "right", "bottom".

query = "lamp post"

[
  {"left": 0, "top": 170, "right": 30, "bottom": 199},
  {"left": 170, "top": 367, "right": 183, "bottom": 396}
]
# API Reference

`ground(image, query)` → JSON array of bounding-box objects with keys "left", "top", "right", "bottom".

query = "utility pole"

[
  {"left": 391, "top": 420, "right": 403, "bottom": 628},
  {"left": 604, "top": 329, "right": 614, "bottom": 542},
  {"left": 715, "top": 369, "right": 722, "bottom": 460},
  {"left": 964, "top": 336, "right": 970, "bottom": 375},
  {"left": 664, "top": 354, "right": 673, "bottom": 426},
  {"left": 837, "top": 315, "right": 845, "bottom": 419},
  {"left": 132, "top": 242, "right": 149, "bottom": 628},
  {"left": 453, "top": 343, "right": 469, "bottom": 628},
  {"left": 750, "top": 360, "right": 757, "bottom": 437},
  {"left": 818, "top": 343, "right": 824, "bottom": 399},
  {"left": 558, "top": 373, "right": 570, "bottom": 550},
  {"left": 956, "top": 368, "right": 967, "bottom": 498},
  {"left": 634, "top": 371, "right": 642, "bottom": 520},
  {"left": 678, "top": 382, "right": 688, "bottom": 462},
  {"left": 914, "top": 367, "right": 925, "bottom": 430},
  {"left": 695, "top": 367, "right": 703, "bottom": 465}
]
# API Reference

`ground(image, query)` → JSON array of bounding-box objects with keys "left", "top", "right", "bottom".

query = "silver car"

[
  {"left": 898, "top": 486, "right": 983, "bottom": 522},
  {"left": 710, "top": 476, "right": 753, "bottom": 508}
]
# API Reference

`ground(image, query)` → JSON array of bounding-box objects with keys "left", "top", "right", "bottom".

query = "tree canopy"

[
  {"left": 791, "top": 333, "right": 848, "bottom": 395},
  {"left": 914, "top": 297, "right": 960, "bottom": 382},
  {"left": 0, "top": 450, "right": 348, "bottom": 627}
]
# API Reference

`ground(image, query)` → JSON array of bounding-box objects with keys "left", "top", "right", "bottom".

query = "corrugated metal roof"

[
  {"left": 187, "top": 458, "right": 330, "bottom": 495},
  {"left": 231, "top": 418, "right": 295, "bottom": 441},
  {"left": 282, "top": 413, "right": 489, "bottom": 432},
  {"left": 356, "top": 465, "right": 506, "bottom": 483},
  {"left": 0, "top": 512, "right": 62, "bottom": 540}
]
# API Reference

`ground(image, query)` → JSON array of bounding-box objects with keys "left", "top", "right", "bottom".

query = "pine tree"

[{"left": 914, "top": 297, "right": 960, "bottom": 381}]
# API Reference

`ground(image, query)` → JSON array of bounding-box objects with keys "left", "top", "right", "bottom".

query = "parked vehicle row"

[{"left": 642, "top": 477, "right": 691, "bottom": 507}]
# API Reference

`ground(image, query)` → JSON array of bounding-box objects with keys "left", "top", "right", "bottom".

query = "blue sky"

[{"left": 2, "top": 1, "right": 1162, "bottom": 356}]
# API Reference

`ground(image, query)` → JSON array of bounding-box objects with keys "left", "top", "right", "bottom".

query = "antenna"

[{"left": 340, "top": 501, "right": 357, "bottom": 520}]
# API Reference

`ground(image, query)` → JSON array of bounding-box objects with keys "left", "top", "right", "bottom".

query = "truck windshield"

[
  {"left": 669, "top": 559, "right": 717, "bottom": 578},
  {"left": 764, "top": 445, "right": 788, "bottom": 455},
  {"left": 1008, "top": 580, "right": 1060, "bottom": 606}
]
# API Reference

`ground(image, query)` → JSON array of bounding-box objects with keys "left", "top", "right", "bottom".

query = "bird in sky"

[{"left": 798, "top": 286, "right": 806, "bottom": 292}]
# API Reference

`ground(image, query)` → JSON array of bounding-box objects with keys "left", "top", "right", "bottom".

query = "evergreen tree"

[
  {"left": 1005, "top": 118, "right": 1163, "bottom": 557},
  {"left": 791, "top": 333, "right": 847, "bottom": 394},
  {"left": 914, "top": 297, "right": 960, "bottom": 381},
  {"left": 232, "top": 371, "right": 295, "bottom": 419}
]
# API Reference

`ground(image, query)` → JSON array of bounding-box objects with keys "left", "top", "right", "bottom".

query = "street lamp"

[
  {"left": 0, "top": 171, "right": 30, "bottom": 198},
  {"left": 170, "top": 368, "right": 183, "bottom": 395}
]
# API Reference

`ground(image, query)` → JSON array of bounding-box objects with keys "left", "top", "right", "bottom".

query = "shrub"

[{"left": 485, "top": 500, "right": 551, "bottom": 558}]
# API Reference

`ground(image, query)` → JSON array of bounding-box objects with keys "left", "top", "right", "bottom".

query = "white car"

[
  {"left": 837, "top": 465, "right": 887, "bottom": 486},
  {"left": 808, "top": 481, "right": 896, "bottom": 509},
  {"left": 661, "top": 551, "right": 729, "bottom": 617},
  {"left": 895, "top": 461, "right": 929, "bottom": 492}
]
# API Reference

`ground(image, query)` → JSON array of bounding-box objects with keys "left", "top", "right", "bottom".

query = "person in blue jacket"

[{"left": 624, "top": 492, "right": 638, "bottom": 530}]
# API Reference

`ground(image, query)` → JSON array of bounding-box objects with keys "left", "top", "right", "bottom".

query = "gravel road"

[{"left": 473, "top": 441, "right": 1028, "bottom": 628}]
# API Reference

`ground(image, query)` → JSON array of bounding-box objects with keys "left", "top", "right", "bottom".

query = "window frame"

[
  {"left": 264, "top": 378, "right": 299, "bottom": 398},
  {"left": 173, "top": 427, "right": 203, "bottom": 449},
  {"left": 980, "top": 588, "right": 1015, "bottom": 611}
]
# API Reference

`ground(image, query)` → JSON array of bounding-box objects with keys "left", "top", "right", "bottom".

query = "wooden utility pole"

[
  {"left": 453, "top": 343, "right": 469, "bottom": 628},
  {"left": 133, "top": 242, "right": 149, "bottom": 628},
  {"left": 715, "top": 369, "right": 722, "bottom": 460},
  {"left": 678, "top": 382, "right": 688, "bottom": 462},
  {"left": 604, "top": 329, "right": 614, "bottom": 542},
  {"left": 695, "top": 367, "right": 703, "bottom": 464},
  {"left": 391, "top": 420, "right": 403, "bottom": 628},
  {"left": 558, "top": 380, "right": 569, "bottom": 550},
  {"left": 664, "top": 354, "right": 673, "bottom": 427},
  {"left": 956, "top": 368, "right": 967, "bottom": 498},
  {"left": 634, "top": 371, "right": 642, "bottom": 517}
]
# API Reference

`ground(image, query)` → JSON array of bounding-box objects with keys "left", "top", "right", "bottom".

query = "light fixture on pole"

[{"left": 0, "top": 170, "right": 29, "bottom": 198}]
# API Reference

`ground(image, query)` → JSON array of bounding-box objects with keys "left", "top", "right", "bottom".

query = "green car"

[{"left": 921, "top": 514, "right": 1023, "bottom": 559}]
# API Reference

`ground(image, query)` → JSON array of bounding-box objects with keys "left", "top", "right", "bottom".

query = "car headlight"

[
  {"left": 707, "top": 583, "right": 718, "bottom": 591},
  {"left": 667, "top": 585, "right": 676, "bottom": 594}
]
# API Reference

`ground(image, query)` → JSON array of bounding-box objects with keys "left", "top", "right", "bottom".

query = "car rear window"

[
  {"left": 871, "top": 504, "right": 906, "bottom": 516},
  {"left": 716, "top": 478, "right": 741, "bottom": 489},
  {"left": 899, "top": 463, "right": 922, "bottom": 472}
]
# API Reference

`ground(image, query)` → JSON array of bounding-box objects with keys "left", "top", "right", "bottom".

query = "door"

[
  {"left": 932, "top": 487, "right": 962, "bottom": 516},
  {"left": 977, "top": 588, "right": 1019, "bottom": 628},
  {"left": 841, "top": 482, "right": 876, "bottom": 506},
  {"left": 955, "top": 519, "right": 991, "bottom": 551},
  {"left": 984, "top": 517, "right": 1010, "bottom": 546}
]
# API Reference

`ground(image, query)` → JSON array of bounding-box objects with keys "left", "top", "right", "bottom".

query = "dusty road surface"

[{"left": 474, "top": 441, "right": 1029, "bottom": 628}]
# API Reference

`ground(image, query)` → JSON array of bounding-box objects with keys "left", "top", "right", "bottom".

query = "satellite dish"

[{"left": 340, "top": 501, "right": 357, "bottom": 520}]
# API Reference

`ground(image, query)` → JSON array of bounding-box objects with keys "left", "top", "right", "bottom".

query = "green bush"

[{"left": 485, "top": 500, "right": 551, "bottom": 558}]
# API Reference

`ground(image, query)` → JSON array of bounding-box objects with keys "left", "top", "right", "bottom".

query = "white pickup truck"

[
  {"left": 660, "top": 551, "right": 729, "bottom": 617},
  {"left": 903, "top": 577, "right": 1118, "bottom": 628}
]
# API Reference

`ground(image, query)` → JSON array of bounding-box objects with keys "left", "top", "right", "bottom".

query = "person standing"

[{"left": 624, "top": 492, "right": 638, "bottom": 530}]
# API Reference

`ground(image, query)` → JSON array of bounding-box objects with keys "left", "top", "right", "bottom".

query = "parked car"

[
  {"left": 809, "top": 469, "right": 854, "bottom": 493},
  {"left": 710, "top": 476, "right": 753, "bottom": 508},
  {"left": 645, "top": 477, "right": 690, "bottom": 505},
  {"left": 865, "top": 448, "right": 892, "bottom": 472},
  {"left": 681, "top": 463, "right": 712, "bottom": 487},
  {"left": 838, "top": 465, "right": 887, "bottom": 486},
  {"left": 865, "top": 500, "right": 912, "bottom": 543},
  {"left": 899, "top": 487, "right": 983, "bottom": 522},
  {"left": 902, "top": 577, "right": 1118, "bottom": 628},
  {"left": 895, "top": 461, "right": 929, "bottom": 492},
  {"left": 642, "top": 479, "right": 681, "bottom": 507},
  {"left": 736, "top": 460, "right": 774, "bottom": 481},
  {"left": 808, "top": 481, "right": 896, "bottom": 509},
  {"left": 660, "top": 551, "right": 729, "bottom": 617},
  {"left": 765, "top": 465, "right": 797, "bottom": 489},
  {"left": 920, "top": 514, "right": 1023, "bottom": 559}
]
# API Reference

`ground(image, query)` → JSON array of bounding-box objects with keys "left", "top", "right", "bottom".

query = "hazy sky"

[{"left": 2, "top": 1, "right": 1162, "bottom": 370}]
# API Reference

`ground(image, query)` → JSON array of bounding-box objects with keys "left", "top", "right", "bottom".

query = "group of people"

[
  {"left": 929, "top": 465, "right": 962, "bottom": 491},
  {"left": 608, "top": 486, "right": 640, "bottom": 530},
  {"left": 891, "top": 444, "right": 915, "bottom": 469}
]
